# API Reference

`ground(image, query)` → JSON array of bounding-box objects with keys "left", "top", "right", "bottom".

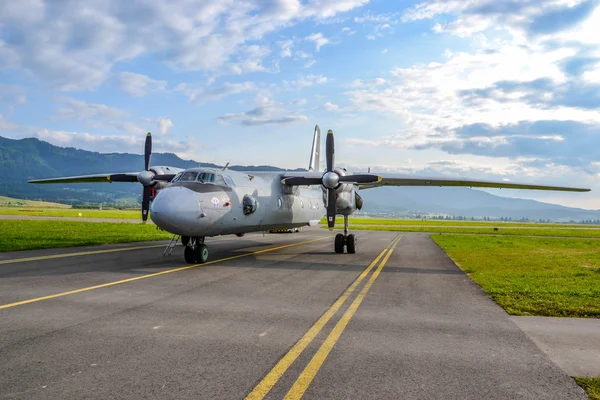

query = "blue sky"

[{"left": 1, "top": 0, "right": 600, "bottom": 208}]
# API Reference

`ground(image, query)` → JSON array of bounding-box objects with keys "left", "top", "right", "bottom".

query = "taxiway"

[{"left": 0, "top": 230, "right": 589, "bottom": 399}]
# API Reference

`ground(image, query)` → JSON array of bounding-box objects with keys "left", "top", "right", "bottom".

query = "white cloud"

[
  {"left": 117, "top": 72, "right": 167, "bottom": 97},
  {"left": 277, "top": 39, "right": 294, "bottom": 58},
  {"left": 284, "top": 74, "right": 328, "bottom": 88},
  {"left": 175, "top": 81, "right": 256, "bottom": 102},
  {"left": 382, "top": 49, "right": 388, "bottom": 54},
  {"left": 53, "top": 97, "right": 128, "bottom": 120},
  {"left": 0, "top": 0, "right": 368, "bottom": 91},
  {"left": 158, "top": 118, "right": 173, "bottom": 135},
  {"left": 324, "top": 102, "right": 340, "bottom": 111},
  {"left": 305, "top": 33, "right": 330, "bottom": 51},
  {"left": 295, "top": 51, "right": 312, "bottom": 59},
  {"left": 34, "top": 128, "right": 198, "bottom": 159},
  {"left": 304, "top": 60, "right": 317, "bottom": 68},
  {"left": 218, "top": 98, "right": 308, "bottom": 126}
]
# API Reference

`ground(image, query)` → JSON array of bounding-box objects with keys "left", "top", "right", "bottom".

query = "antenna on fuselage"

[
  {"left": 368, "top": 166, "right": 371, "bottom": 173},
  {"left": 223, "top": 162, "right": 230, "bottom": 171}
]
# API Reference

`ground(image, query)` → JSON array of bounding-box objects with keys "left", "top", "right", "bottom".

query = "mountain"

[
  {"left": 357, "top": 186, "right": 600, "bottom": 222},
  {"left": 0, "top": 136, "right": 303, "bottom": 205},
  {"left": 1, "top": 135, "right": 598, "bottom": 221}
]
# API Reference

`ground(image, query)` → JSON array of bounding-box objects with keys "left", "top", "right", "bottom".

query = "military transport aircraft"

[{"left": 29, "top": 127, "right": 590, "bottom": 264}]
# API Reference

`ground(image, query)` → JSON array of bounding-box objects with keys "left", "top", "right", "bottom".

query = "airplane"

[{"left": 29, "top": 127, "right": 591, "bottom": 264}]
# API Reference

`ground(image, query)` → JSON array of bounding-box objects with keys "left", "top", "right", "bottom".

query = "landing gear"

[
  {"left": 333, "top": 216, "right": 357, "bottom": 254},
  {"left": 184, "top": 236, "right": 208, "bottom": 264},
  {"left": 181, "top": 236, "right": 190, "bottom": 246}
]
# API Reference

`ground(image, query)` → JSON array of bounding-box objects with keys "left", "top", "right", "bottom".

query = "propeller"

[
  {"left": 138, "top": 132, "right": 153, "bottom": 222},
  {"left": 281, "top": 128, "right": 382, "bottom": 231}
]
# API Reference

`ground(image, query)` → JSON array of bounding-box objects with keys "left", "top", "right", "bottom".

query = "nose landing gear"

[
  {"left": 334, "top": 215, "right": 357, "bottom": 254},
  {"left": 184, "top": 236, "right": 209, "bottom": 264}
]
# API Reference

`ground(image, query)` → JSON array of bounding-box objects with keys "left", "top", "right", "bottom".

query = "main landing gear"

[
  {"left": 334, "top": 215, "right": 357, "bottom": 254},
  {"left": 183, "top": 236, "right": 209, "bottom": 264}
]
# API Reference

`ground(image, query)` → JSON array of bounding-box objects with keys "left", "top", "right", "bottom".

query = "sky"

[{"left": 1, "top": 0, "right": 600, "bottom": 209}]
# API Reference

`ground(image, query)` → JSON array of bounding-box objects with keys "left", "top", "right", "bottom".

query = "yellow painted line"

[
  {"left": 0, "top": 235, "right": 244, "bottom": 265},
  {"left": 0, "top": 244, "right": 167, "bottom": 265},
  {"left": 0, "top": 237, "right": 328, "bottom": 310},
  {"left": 284, "top": 235, "right": 403, "bottom": 400},
  {"left": 245, "top": 234, "right": 402, "bottom": 400}
]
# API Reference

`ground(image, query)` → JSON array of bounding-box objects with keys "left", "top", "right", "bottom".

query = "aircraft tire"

[
  {"left": 334, "top": 234, "right": 345, "bottom": 253},
  {"left": 195, "top": 244, "right": 209, "bottom": 263},
  {"left": 181, "top": 236, "right": 190, "bottom": 246},
  {"left": 346, "top": 234, "right": 357, "bottom": 254},
  {"left": 184, "top": 246, "right": 195, "bottom": 264}
]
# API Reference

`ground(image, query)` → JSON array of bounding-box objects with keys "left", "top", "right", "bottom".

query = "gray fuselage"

[{"left": 150, "top": 168, "right": 326, "bottom": 237}]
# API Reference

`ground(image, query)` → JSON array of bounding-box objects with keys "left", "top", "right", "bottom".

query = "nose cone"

[{"left": 151, "top": 186, "right": 201, "bottom": 234}]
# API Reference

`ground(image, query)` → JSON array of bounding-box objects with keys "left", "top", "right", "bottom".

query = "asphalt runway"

[{"left": 0, "top": 230, "right": 588, "bottom": 399}]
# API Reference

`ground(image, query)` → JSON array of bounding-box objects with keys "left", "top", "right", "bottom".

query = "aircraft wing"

[
  {"left": 28, "top": 172, "right": 176, "bottom": 184},
  {"left": 357, "top": 173, "right": 591, "bottom": 192}
]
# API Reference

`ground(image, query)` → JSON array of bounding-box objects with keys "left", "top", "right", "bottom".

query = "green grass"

[
  {"left": 574, "top": 377, "right": 600, "bottom": 400},
  {"left": 0, "top": 220, "right": 171, "bottom": 252},
  {"left": 0, "top": 207, "right": 141, "bottom": 219},
  {"left": 320, "top": 217, "right": 599, "bottom": 229},
  {"left": 431, "top": 235, "right": 600, "bottom": 318},
  {"left": 0, "top": 196, "right": 71, "bottom": 209},
  {"left": 326, "top": 224, "right": 600, "bottom": 238}
]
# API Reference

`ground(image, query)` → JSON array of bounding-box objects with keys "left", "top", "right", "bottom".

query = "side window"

[
  {"left": 179, "top": 171, "right": 198, "bottom": 181},
  {"left": 277, "top": 197, "right": 282, "bottom": 209}
]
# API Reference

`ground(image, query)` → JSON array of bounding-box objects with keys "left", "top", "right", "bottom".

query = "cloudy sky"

[{"left": 1, "top": 0, "right": 599, "bottom": 208}]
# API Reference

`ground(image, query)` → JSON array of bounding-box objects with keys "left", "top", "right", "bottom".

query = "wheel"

[
  {"left": 181, "top": 236, "right": 190, "bottom": 246},
  {"left": 194, "top": 244, "right": 209, "bottom": 263},
  {"left": 236, "top": 233, "right": 245, "bottom": 237},
  {"left": 346, "top": 234, "right": 357, "bottom": 254},
  {"left": 184, "top": 246, "right": 195, "bottom": 263},
  {"left": 334, "top": 234, "right": 345, "bottom": 254}
]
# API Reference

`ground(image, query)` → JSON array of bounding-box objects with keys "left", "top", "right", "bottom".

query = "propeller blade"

[
  {"left": 142, "top": 185, "right": 152, "bottom": 222},
  {"left": 108, "top": 174, "right": 139, "bottom": 183},
  {"left": 325, "top": 129, "right": 334, "bottom": 172},
  {"left": 153, "top": 174, "right": 177, "bottom": 182},
  {"left": 281, "top": 177, "right": 323, "bottom": 186},
  {"left": 326, "top": 188, "right": 336, "bottom": 230},
  {"left": 144, "top": 132, "right": 152, "bottom": 171},
  {"left": 338, "top": 174, "right": 382, "bottom": 184}
]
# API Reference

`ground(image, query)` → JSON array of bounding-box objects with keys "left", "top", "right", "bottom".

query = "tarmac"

[{"left": 0, "top": 230, "right": 593, "bottom": 399}]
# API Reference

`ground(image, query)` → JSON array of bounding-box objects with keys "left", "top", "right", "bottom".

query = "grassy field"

[
  {"left": 574, "top": 377, "right": 600, "bottom": 400},
  {"left": 0, "top": 207, "right": 141, "bottom": 219},
  {"left": 0, "top": 196, "right": 71, "bottom": 209},
  {"left": 320, "top": 216, "right": 600, "bottom": 229},
  {"left": 328, "top": 224, "right": 600, "bottom": 239},
  {"left": 431, "top": 235, "right": 600, "bottom": 318},
  {"left": 0, "top": 220, "right": 171, "bottom": 252}
]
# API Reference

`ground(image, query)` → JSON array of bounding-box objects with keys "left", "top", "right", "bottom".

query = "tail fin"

[{"left": 308, "top": 125, "right": 321, "bottom": 172}]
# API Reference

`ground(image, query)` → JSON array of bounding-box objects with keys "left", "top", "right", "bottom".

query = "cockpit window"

[
  {"left": 224, "top": 175, "right": 235, "bottom": 187},
  {"left": 178, "top": 171, "right": 198, "bottom": 182},
  {"left": 172, "top": 172, "right": 183, "bottom": 182},
  {"left": 198, "top": 172, "right": 215, "bottom": 183},
  {"left": 213, "top": 174, "right": 226, "bottom": 186}
]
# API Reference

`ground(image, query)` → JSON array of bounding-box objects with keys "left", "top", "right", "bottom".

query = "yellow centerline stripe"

[
  {"left": 284, "top": 235, "right": 403, "bottom": 400},
  {"left": 245, "top": 234, "right": 402, "bottom": 400},
  {"left": 0, "top": 244, "right": 167, "bottom": 265},
  {"left": 0, "top": 237, "right": 327, "bottom": 310}
]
